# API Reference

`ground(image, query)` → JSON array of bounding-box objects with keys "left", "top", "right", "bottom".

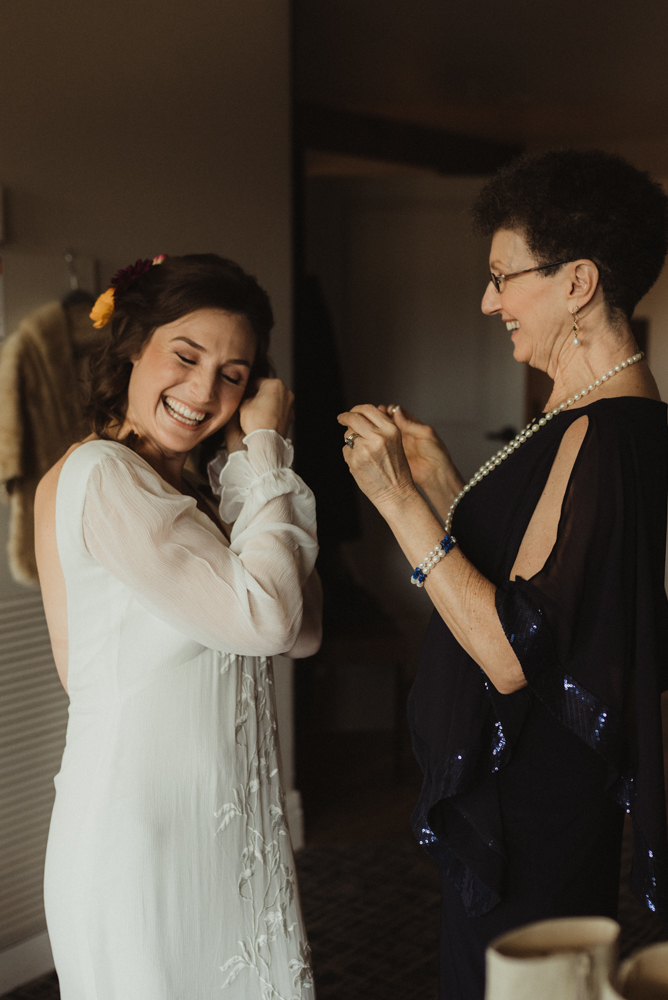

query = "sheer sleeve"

[
  {"left": 495, "top": 405, "right": 668, "bottom": 914},
  {"left": 286, "top": 567, "right": 323, "bottom": 659},
  {"left": 212, "top": 429, "right": 322, "bottom": 657},
  {"left": 83, "top": 432, "right": 318, "bottom": 657}
]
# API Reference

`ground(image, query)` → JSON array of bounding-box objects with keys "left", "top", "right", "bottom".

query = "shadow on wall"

[{"left": 303, "top": 171, "right": 525, "bottom": 622}]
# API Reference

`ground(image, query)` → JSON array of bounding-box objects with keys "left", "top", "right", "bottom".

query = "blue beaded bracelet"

[{"left": 410, "top": 534, "right": 457, "bottom": 587}]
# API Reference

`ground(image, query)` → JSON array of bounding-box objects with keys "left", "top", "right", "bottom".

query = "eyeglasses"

[{"left": 489, "top": 260, "right": 575, "bottom": 293}]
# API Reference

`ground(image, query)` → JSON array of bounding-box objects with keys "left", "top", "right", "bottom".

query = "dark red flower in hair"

[{"left": 110, "top": 258, "right": 154, "bottom": 295}]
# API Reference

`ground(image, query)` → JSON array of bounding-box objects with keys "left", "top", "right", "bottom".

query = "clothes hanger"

[{"left": 61, "top": 251, "right": 95, "bottom": 309}]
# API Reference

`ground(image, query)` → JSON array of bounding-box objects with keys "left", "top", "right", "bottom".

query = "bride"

[{"left": 35, "top": 253, "right": 321, "bottom": 1000}]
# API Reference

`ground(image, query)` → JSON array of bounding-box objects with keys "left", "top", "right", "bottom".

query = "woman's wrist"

[
  {"left": 377, "top": 487, "right": 449, "bottom": 574},
  {"left": 242, "top": 427, "right": 286, "bottom": 443},
  {"left": 375, "top": 482, "right": 431, "bottom": 525},
  {"left": 239, "top": 421, "right": 285, "bottom": 437},
  {"left": 419, "top": 466, "right": 464, "bottom": 510}
]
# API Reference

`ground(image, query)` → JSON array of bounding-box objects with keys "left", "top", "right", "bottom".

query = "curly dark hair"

[
  {"left": 86, "top": 253, "right": 275, "bottom": 441},
  {"left": 472, "top": 149, "right": 668, "bottom": 320}
]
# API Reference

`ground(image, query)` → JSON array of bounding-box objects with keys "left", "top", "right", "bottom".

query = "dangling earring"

[{"left": 571, "top": 306, "right": 581, "bottom": 347}]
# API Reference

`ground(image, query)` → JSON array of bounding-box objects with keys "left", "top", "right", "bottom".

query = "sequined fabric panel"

[
  {"left": 496, "top": 580, "right": 668, "bottom": 916},
  {"left": 410, "top": 715, "right": 510, "bottom": 917},
  {"left": 415, "top": 821, "right": 501, "bottom": 918},
  {"left": 496, "top": 583, "right": 621, "bottom": 761}
]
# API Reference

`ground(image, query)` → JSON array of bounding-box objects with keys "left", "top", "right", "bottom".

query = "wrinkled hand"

[
  {"left": 239, "top": 378, "right": 294, "bottom": 438},
  {"left": 379, "top": 405, "right": 454, "bottom": 492},
  {"left": 337, "top": 404, "right": 418, "bottom": 509}
]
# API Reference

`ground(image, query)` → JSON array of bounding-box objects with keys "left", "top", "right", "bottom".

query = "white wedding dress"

[{"left": 43, "top": 430, "right": 319, "bottom": 1000}]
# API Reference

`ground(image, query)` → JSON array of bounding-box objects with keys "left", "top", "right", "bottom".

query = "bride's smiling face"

[{"left": 125, "top": 308, "right": 257, "bottom": 457}]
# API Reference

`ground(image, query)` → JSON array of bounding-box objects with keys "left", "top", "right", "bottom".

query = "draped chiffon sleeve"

[
  {"left": 495, "top": 405, "right": 668, "bottom": 914},
  {"left": 82, "top": 432, "right": 319, "bottom": 657}
]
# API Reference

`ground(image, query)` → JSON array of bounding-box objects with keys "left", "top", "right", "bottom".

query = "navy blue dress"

[{"left": 408, "top": 397, "right": 668, "bottom": 999}]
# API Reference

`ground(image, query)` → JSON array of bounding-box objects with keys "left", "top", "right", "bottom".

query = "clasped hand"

[
  {"left": 338, "top": 403, "right": 460, "bottom": 517},
  {"left": 337, "top": 404, "right": 418, "bottom": 510}
]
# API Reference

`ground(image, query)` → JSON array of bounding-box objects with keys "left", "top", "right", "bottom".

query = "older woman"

[
  {"left": 338, "top": 150, "right": 668, "bottom": 999},
  {"left": 35, "top": 254, "right": 321, "bottom": 1000}
]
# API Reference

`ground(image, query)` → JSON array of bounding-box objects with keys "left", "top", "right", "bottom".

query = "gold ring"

[{"left": 345, "top": 432, "right": 358, "bottom": 448}]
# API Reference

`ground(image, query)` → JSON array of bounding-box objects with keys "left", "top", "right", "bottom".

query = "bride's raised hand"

[
  {"left": 239, "top": 378, "right": 295, "bottom": 438},
  {"left": 379, "top": 405, "right": 457, "bottom": 493}
]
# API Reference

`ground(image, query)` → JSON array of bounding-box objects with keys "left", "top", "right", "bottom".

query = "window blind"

[{"left": 0, "top": 592, "right": 67, "bottom": 950}]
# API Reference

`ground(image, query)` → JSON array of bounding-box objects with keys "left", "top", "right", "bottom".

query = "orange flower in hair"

[
  {"left": 90, "top": 287, "right": 116, "bottom": 329},
  {"left": 89, "top": 253, "right": 167, "bottom": 328}
]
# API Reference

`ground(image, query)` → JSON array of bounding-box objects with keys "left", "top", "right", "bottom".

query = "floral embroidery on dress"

[{"left": 215, "top": 655, "right": 314, "bottom": 999}]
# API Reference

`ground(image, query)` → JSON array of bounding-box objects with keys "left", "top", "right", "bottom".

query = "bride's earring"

[{"left": 571, "top": 307, "right": 581, "bottom": 347}]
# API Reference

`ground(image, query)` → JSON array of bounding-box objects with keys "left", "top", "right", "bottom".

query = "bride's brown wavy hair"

[{"left": 86, "top": 253, "right": 275, "bottom": 450}]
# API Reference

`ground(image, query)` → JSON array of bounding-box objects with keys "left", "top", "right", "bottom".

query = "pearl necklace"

[{"left": 443, "top": 352, "right": 644, "bottom": 534}]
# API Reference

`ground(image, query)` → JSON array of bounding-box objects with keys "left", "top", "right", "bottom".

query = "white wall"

[
  {"left": 0, "top": 0, "right": 292, "bottom": 377},
  {"left": 0, "top": 1, "right": 298, "bottom": 986}
]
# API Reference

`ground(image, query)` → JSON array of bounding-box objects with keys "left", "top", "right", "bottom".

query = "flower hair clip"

[{"left": 90, "top": 254, "right": 167, "bottom": 329}]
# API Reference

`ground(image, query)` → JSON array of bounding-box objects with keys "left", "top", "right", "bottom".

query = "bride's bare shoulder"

[{"left": 34, "top": 437, "right": 99, "bottom": 695}]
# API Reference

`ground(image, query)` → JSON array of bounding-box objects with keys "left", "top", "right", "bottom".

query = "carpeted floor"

[
  {"left": 5, "top": 819, "right": 668, "bottom": 1000},
  {"left": 297, "top": 840, "right": 440, "bottom": 1000}
]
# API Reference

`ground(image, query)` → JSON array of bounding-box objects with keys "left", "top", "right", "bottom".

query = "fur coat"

[{"left": 0, "top": 302, "right": 92, "bottom": 585}]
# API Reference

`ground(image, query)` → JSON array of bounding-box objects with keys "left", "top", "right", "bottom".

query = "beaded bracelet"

[{"left": 410, "top": 534, "right": 457, "bottom": 587}]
